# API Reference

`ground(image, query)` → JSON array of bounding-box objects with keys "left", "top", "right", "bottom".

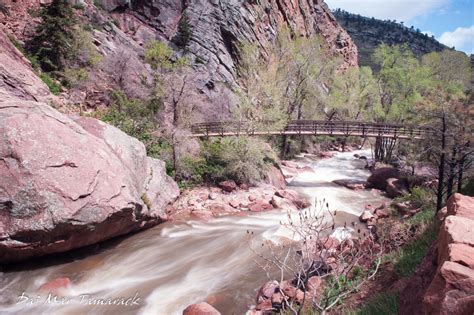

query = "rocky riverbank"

[{"left": 169, "top": 159, "right": 316, "bottom": 222}]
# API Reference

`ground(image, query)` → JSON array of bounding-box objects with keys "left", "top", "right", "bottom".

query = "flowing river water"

[{"left": 0, "top": 149, "right": 388, "bottom": 315}]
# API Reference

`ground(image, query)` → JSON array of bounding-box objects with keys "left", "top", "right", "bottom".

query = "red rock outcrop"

[
  {"left": 0, "top": 15, "right": 180, "bottom": 264},
  {"left": 0, "top": 100, "right": 179, "bottom": 263},
  {"left": 422, "top": 194, "right": 474, "bottom": 315},
  {"left": 446, "top": 193, "right": 474, "bottom": 220}
]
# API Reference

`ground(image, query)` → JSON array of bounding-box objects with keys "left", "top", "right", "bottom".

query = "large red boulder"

[
  {"left": 447, "top": 193, "right": 474, "bottom": 220},
  {"left": 367, "top": 167, "right": 400, "bottom": 190},
  {"left": 182, "top": 302, "right": 221, "bottom": 315},
  {"left": 0, "top": 101, "right": 179, "bottom": 264}
]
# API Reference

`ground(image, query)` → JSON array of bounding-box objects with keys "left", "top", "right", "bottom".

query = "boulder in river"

[
  {"left": 0, "top": 101, "right": 179, "bottom": 264},
  {"left": 182, "top": 302, "right": 221, "bottom": 315},
  {"left": 359, "top": 210, "right": 375, "bottom": 223},
  {"left": 367, "top": 167, "right": 401, "bottom": 190},
  {"left": 248, "top": 199, "right": 274, "bottom": 212},
  {"left": 256, "top": 280, "right": 279, "bottom": 303},
  {"left": 385, "top": 178, "right": 409, "bottom": 198},
  {"left": 39, "top": 277, "right": 71, "bottom": 293}
]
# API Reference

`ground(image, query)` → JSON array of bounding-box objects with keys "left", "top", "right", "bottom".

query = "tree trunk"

[
  {"left": 447, "top": 146, "right": 457, "bottom": 198},
  {"left": 374, "top": 137, "right": 396, "bottom": 162},
  {"left": 458, "top": 156, "right": 465, "bottom": 193},
  {"left": 281, "top": 134, "right": 289, "bottom": 159},
  {"left": 436, "top": 114, "right": 447, "bottom": 211}
]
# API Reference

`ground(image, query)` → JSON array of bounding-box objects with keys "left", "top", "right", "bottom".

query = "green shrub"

[
  {"left": 346, "top": 291, "right": 399, "bottom": 315},
  {"left": 39, "top": 72, "right": 61, "bottom": 94},
  {"left": 180, "top": 155, "right": 225, "bottom": 185},
  {"left": 396, "top": 186, "right": 433, "bottom": 209},
  {"left": 63, "top": 67, "right": 89, "bottom": 87},
  {"left": 219, "top": 137, "right": 272, "bottom": 184},
  {"left": 176, "top": 137, "right": 275, "bottom": 186}
]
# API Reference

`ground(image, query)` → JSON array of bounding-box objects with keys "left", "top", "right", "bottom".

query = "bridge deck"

[{"left": 191, "top": 120, "right": 435, "bottom": 139}]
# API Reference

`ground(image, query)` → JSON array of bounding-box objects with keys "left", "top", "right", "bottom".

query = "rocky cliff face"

[
  {"left": 0, "top": 30, "right": 179, "bottom": 264},
  {"left": 1, "top": 0, "right": 357, "bottom": 120},
  {"left": 115, "top": 0, "right": 358, "bottom": 119}
]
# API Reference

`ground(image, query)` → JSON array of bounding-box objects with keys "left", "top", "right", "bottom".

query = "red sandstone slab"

[{"left": 447, "top": 193, "right": 474, "bottom": 220}]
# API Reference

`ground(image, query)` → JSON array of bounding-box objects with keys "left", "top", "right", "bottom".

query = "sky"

[{"left": 325, "top": 0, "right": 474, "bottom": 54}]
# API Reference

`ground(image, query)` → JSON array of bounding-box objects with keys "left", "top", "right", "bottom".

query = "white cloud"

[
  {"left": 439, "top": 25, "right": 474, "bottom": 53},
  {"left": 325, "top": 0, "right": 450, "bottom": 22}
]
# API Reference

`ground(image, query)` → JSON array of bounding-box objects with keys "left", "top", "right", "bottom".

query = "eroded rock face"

[
  {"left": 116, "top": 0, "right": 358, "bottom": 119},
  {"left": 0, "top": 100, "right": 179, "bottom": 264},
  {"left": 0, "top": 30, "right": 55, "bottom": 104}
]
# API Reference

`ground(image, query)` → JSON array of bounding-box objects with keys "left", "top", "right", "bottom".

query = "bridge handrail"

[{"left": 191, "top": 120, "right": 436, "bottom": 135}]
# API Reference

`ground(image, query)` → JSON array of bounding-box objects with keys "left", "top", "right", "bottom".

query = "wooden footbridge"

[{"left": 191, "top": 120, "right": 435, "bottom": 140}]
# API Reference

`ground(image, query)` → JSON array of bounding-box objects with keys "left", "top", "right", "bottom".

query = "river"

[{"left": 0, "top": 149, "right": 388, "bottom": 315}]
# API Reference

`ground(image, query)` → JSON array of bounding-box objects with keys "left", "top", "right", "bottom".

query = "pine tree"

[
  {"left": 28, "top": 0, "right": 77, "bottom": 73},
  {"left": 173, "top": 12, "right": 193, "bottom": 51}
]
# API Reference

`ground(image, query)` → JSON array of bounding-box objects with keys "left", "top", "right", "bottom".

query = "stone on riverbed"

[
  {"left": 218, "top": 180, "right": 237, "bottom": 192},
  {"left": 256, "top": 280, "right": 279, "bottom": 303},
  {"left": 359, "top": 210, "right": 375, "bottom": 223},
  {"left": 249, "top": 199, "right": 274, "bottom": 212},
  {"left": 333, "top": 179, "right": 368, "bottom": 190},
  {"left": 39, "top": 277, "right": 71, "bottom": 294},
  {"left": 183, "top": 302, "right": 221, "bottom": 315}
]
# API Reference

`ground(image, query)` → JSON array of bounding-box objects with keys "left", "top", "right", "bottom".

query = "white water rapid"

[{"left": 0, "top": 149, "right": 388, "bottom": 315}]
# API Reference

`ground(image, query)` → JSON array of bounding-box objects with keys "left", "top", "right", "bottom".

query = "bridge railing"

[{"left": 191, "top": 120, "right": 436, "bottom": 139}]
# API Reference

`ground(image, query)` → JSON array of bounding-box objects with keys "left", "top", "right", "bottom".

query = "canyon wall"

[{"left": 1, "top": 0, "right": 358, "bottom": 120}]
